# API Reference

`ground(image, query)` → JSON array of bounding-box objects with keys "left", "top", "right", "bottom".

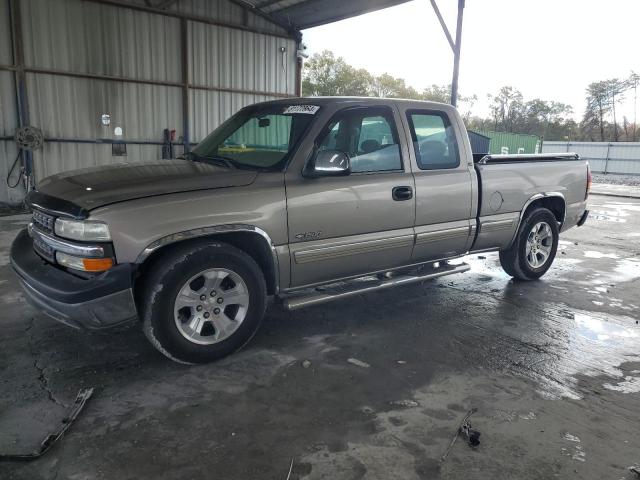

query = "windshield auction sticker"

[{"left": 283, "top": 105, "right": 320, "bottom": 115}]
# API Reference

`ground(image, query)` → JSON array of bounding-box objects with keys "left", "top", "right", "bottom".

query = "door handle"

[{"left": 392, "top": 186, "right": 413, "bottom": 201}]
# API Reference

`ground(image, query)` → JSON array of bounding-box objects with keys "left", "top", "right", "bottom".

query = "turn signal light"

[
  {"left": 586, "top": 164, "right": 592, "bottom": 200},
  {"left": 82, "top": 258, "right": 114, "bottom": 272},
  {"left": 56, "top": 252, "right": 114, "bottom": 272}
]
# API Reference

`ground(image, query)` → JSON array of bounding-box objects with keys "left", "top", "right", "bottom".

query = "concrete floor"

[{"left": 1, "top": 196, "right": 639, "bottom": 480}]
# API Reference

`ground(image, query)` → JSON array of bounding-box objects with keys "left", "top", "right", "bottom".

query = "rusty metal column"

[
  {"left": 450, "top": 0, "right": 465, "bottom": 107},
  {"left": 181, "top": 17, "right": 191, "bottom": 155},
  {"left": 9, "top": 0, "right": 33, "bottom": 187}
]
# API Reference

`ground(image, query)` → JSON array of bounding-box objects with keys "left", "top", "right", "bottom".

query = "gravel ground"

[{"left": 592, "top": 173, "right": 640, "bottom": 186}]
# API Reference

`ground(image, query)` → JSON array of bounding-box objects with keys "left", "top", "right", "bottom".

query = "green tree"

[
  {"left": 605, "top": 79, "right": 627, "bottom": 141},
  {"left": 488, "top": 86, "right": 524, "bottom": 132},
  {"left": 421, "top": 84, "right": 451, "bottom": 103},
  {"left": 301, "top": 50, "right": 636, "bottom": 142},
  {"left": 627, "top": 71, "right": 639, "bottom": 141},
  {"left": 302, "top": 50, "right": 372, "bottom": 96},
  {"left": 582, "top": 81, "right": 612, "bottom": 141},
  {"left": 302, "top": 50, "right": 474, "bottom": 109},
  {"left": 370, "top": 73, "right": 422, "bottom": 99},
  {"left": 522, "top": 99, "right": 573, "bottom": 138}
]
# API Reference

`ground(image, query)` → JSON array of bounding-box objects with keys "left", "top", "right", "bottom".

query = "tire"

[
  {"left": 141, "top": 242, "right": 267, "bottom": 364},
  {"left": 499, "top": 207, "right": 559, "bottom": 281}
]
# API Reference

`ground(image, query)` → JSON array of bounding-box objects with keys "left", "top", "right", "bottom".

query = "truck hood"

[{"left": 36, "top": 160, "right": 258, "bottom": 210}]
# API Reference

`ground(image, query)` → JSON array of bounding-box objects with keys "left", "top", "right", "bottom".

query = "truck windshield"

[{"left": 189, "top": 105, "right": 318, "bottom": 171}]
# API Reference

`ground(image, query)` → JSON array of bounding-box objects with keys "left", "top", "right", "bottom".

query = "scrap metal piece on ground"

[
  {"left": 440, "top": 407, "right": 481, "bottom": 463},
  {"left": 285, "top": 458, "right": 294, "bottom": 480},
  {"left": 629, "top": 465, "right": 640, "bottom": 477},
  {"left": 0, "top": 388, "right": 94, "bottom": 461}
]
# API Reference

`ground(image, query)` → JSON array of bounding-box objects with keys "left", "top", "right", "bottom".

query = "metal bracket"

[{"left": 0, "top": 388, "right": 94, "bottom": 461}]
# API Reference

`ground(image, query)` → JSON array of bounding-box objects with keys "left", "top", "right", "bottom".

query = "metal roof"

[{"left": 245, "top": 0, "right": 413, "bottom": 30}]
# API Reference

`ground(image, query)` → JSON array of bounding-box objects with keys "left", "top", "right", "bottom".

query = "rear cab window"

[
  {"left": 407, "top": 111, "right": 460, "bottom": 170},
  {"left": 316, "top": 107, "right": 403, "bottom": 173}
]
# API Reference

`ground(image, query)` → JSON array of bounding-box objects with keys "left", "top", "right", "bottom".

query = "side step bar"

[{"left": 281, "top": 262, "right": 470, "bottom": 311}]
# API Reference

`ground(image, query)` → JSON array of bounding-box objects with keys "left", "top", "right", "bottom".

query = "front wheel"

[
  {"left": 141, "top": 242, "right": 267, "bottom": 364},
  {"left": 499, "top": 207, "right": 559, "bottom": 281}
]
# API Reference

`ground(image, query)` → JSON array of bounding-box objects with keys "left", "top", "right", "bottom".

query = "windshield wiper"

[{"left": 180, "top": 151, "right": 237, "bottom": 169}]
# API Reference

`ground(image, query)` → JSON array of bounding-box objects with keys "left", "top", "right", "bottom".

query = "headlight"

[{"left": 55, "top": 219, "right": 111, "bottom": 242}]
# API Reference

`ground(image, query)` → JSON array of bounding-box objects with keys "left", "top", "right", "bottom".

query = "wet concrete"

[{"left": 0, "top": 198, "right": 639, "bottom": 479}]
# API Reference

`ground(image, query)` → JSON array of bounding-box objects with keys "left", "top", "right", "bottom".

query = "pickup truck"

[{"left": 10, "top": 97, "right": 591, "bottom": 364}]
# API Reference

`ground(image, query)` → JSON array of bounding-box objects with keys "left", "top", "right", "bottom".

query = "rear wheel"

[
  {"left": 499, "top": 207, "right": 559, "bottom": 281},
  {"left": 141, "top": 242, "right": 267, "bottom": 364}
]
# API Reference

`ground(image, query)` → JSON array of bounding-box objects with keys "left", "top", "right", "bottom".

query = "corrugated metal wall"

[
  {"left": 542, "top": 141, "right": 640, "bottom": 175},
  {"left": 0, "top": 0, "right": 298, "bottom": 204},
  {"left": 479, "top": 131, "right": 541, "bottom": 155},
  {"left": 188, "top": 21, "right": 296, "bottom": 140},
  {"left": 466, "top": 130, "right": 490, "bottom": 154}
]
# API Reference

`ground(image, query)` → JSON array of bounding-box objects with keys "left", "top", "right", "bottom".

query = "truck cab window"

[
  {"left": 407, "top": 112, "right": 460, "bottom": 170},
  {"left": 317, "top": 109, "right": 402, "bottom": 173}
]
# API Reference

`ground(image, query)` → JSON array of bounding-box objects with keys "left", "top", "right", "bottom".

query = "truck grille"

[
  {"left": 32, "top": 234, "right": 56, "bottom": 262},
  {"left": 32, "top": 209, "right": 55, "bottom": 233}
]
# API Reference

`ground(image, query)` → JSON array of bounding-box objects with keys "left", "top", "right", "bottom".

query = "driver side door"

[{"left": 285, "top": 106, "right": 416, "bottom": 288}]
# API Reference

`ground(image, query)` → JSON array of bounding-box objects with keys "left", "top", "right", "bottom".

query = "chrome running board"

[{"left": 281, "top": 262, "right": 469, "bottom": 311}]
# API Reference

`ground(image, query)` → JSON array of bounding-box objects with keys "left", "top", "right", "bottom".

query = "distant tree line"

[{"left": 302, "top": 50, "right": 639, "bottom": 142}]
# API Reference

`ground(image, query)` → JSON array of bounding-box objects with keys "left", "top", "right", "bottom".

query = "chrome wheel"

[
  {"left": 173, "top": 268, "right": 250, "bottom": 345},
  {"left": 525, "top": 221, "right": 553, "bottom": 269}
]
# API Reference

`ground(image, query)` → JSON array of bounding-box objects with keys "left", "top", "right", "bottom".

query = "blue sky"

[{"left": 302, "top": 0, "right": 640, "bottom": 121}]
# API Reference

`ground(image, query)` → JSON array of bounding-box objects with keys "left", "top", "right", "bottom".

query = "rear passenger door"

[
  {"left": 285, "top": 106, "right": 416, "bottom": 288},
  {"left": 399, "top": 108, "right": 475, "bottom": 262}
]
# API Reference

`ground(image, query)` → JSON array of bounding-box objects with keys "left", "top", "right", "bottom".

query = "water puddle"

[
  {"left": 614, "top": 258, "right": 640, "bottom": 282},
  {"left": 574, "top": 312, "right": 638, "bottom": 343},
  {"left": 561, "top": 433, "right": 586, "bottom": 462},
  {"left": 583, "top": 251, "right": 619, "bottom": 259},
  {"left": 590, "top": 211, "right": 627, "bottom": 223},
  {"left": 455, "top": 254, "right": 512, "bottom": 281},
  {"left": 603, "top": 372, "right": 640, "bottom": 394},
  {"left": 532, "top": 307, "right": 640, "bottom": 400},
  {"left": 601, "top": 202, "right": 640, "bottom": 213}
]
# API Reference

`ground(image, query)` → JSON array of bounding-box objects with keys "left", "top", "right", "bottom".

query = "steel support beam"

[
  {"left": 148, "top": 0, "right": 179, "bottom": 8},
  {"left": 8, "top": 0, "right": 33, "bottom": 188},
  {"left": 227, "top": 0, "right": 294, "bottom": 32},
  {"left": 450, "top": 0, "right": 465, "bottom": 107},
  {"left": 255, "top": 0, "right": 284, "bottom": 10},
  {"left": 429, "top": 0, "right": 465, "bottom": 107},
  {"left": 180, "top": 18, "right": 190, "bottom": 154},
  {"left": 295, "top": 47, "right": 303, "bottom": 97},
  {"left": 0, "top": 64, "right": 294, "bottom": 99},
  {"left": 428, "top": 0, "right": 455, "bottom": 51},
  {"left": 271, "top": 0, "right": 410, "bottom": 30},
  {"left": 82, "top": 0, "right": 297, "bottom": 40}
]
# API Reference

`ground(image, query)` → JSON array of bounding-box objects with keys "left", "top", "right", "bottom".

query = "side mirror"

[{"left": 304, "top": 149, "right": 351, "bottom": 178}]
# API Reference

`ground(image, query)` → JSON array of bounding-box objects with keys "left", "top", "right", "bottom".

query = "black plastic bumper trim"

[
  {"left": 10, "top": 229, "right": 132, "bottom": 304},
  {"left": 577, "top": 209, "right": 589, "bottom": 227}
]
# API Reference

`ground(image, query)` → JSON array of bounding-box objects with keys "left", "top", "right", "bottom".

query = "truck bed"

[{"left": 470, "top": 153, "right": 589, "bottom": 253}]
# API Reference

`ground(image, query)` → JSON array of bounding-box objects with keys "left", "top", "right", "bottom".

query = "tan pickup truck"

[{"left": 11, "top": 97, "right": 591, "bottom": 363}]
